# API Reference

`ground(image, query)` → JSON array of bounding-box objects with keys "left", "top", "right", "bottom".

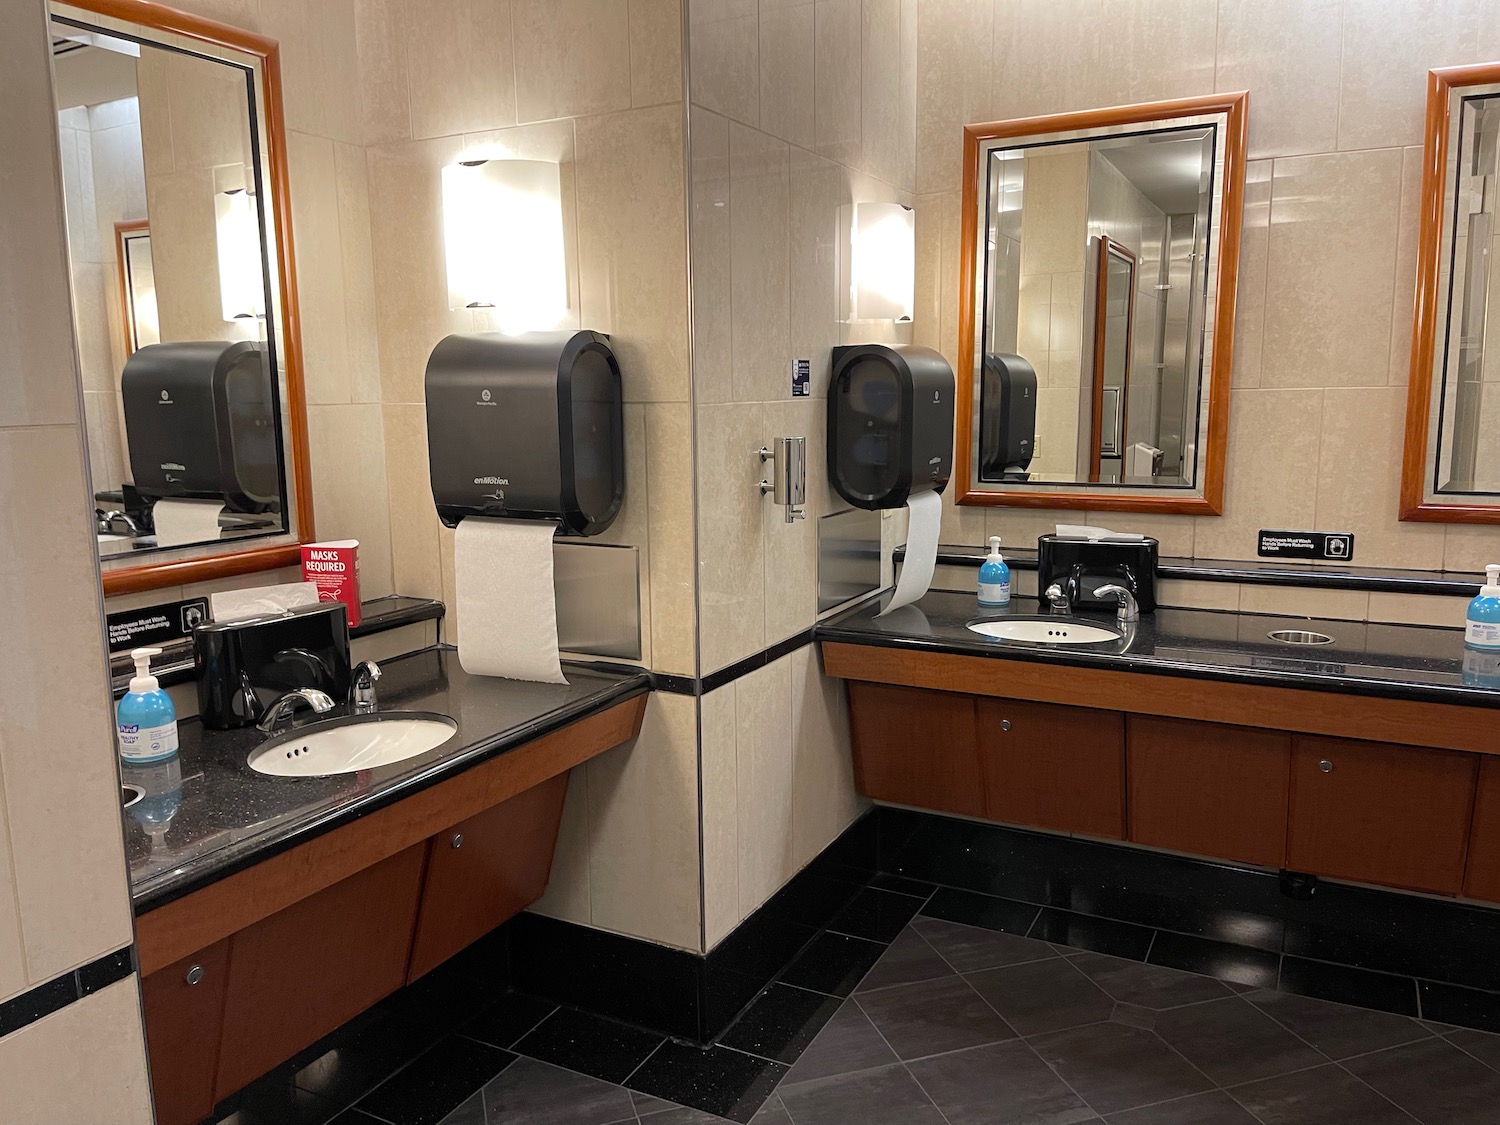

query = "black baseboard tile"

[
  {"left": 1278, "top": 957, "right": 1420, "bottom": 1017},
  {"left": 0, "top": 945, "right": 135, "bottom": 1040},
  {"left": 1418, "top": 980, "right": 1500, "bottom": 1033}
]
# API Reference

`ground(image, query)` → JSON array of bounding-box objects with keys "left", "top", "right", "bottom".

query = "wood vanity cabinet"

[
  {"left": 1287, "top": 736, "right": 1478, "bottom": 896},
  {"left": 140, "top": 939, "right": 231, "bottom": 1125},
  {"left": 848, "top": 682, "right": 984, "bottom": 817},
  {"left": 1127, "top": 716, "right": 1291, "bottom": 868},
  {"left": 1463, "top": 758, "right": 1500, "bottom": 902}
]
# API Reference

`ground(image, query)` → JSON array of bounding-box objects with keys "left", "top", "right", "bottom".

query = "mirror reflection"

[{"left": 51, "top": 14, "right": 289, "bottom": 560}]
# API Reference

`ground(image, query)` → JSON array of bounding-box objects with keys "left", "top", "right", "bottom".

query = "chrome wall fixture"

[{"left": 760, "top": 437, "right": 807, "bottom": 523}]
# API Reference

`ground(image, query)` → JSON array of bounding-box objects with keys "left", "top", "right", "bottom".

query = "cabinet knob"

[
  {"left": 184, "top": 965, "right": 204, "bottom": 986},
  {"left": 999, "top": 720, "right": 1012, "bottom": 732},
  {"left": 451, "top": 833, "right": 464, "bottom": 849},
  {"left": 1318, "top": 760, "right": 1333, "bottom": 774}
]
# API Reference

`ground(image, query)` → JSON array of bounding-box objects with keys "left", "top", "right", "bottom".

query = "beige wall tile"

[
  {"left": 529, "top": 769, "right": 592, "bottom": 924},
  {"left": 692, "top": 107, "right": 733, "bottom": 404},
  {"left": 646, "top": 403, "right": 698, "bottom": 675},
  {"left": 335, "top": 142, "right": 385, "bottom": 404},
  {"left": 861, "top": 0, "right": 913, "bottom": 191},
  {"left": 790, "top": 645, "right": 863, "bottom": 869},
  {"left": 631, "top": 0, "right": 685, "bottom": 108},
  {"left": 0, "top": 760, "right": 26, "bottom": 1002},
  {"left": 307, "top": 404, "right": 395, "bottom": 597},
  {"left": 262, "top": 0, "right": 363, "bottom": 144},
  {"left": 915, "top": 0, "right": 991, "bottom": 196},
  {"left": 788, "top": 149, "right": 847, "bottom": 374},
  {"left": 763, "top": 399, "right": 820, "bottom": 644},
  {"left": 355, "top": 0, "right": 412, "bottom": 145},
  {"left": 0, "top": 977, "right": 152, "bottom": 1123},
  {"left": 1367, "top": 592, "right": 1471, "bottom": 629},
  {"left": 940, "top": 490, "right": 987, "bottom": 547},
  {"left": 289, "top": 132, "right": 355, "bottom": 405},
  {"left": 514, "top": 0, "right": 633, "bottom": 122},
  {"left": 382, "top": 403, "right": 443, "bottom": 599},
  {"left": 736, "top": 657, "right": 794, "bottom": 916},
  {"left": 689, "top": 0, "right": 760, "bottom": 124},
  {"left": 1232, "top": 160, "right": 1272, "bottom": 389},
  {"left": 700, "top": 685, "right": 739, "bottom": 947},
  {"left": 698, "top": 402, "right": 766, "bottom": 672},
  {"left": 1239, "top": 584, "right": 1369, "bottom": 623},
  {"left": 1081, "top": 513, "right": 1195, "bottom": 558},
  {"left": 760, "top": 3, "right": 815, "bottom": 148},
  {"left": 405, "top": 0, "right": 518, "bottom": 138},
  {"left": 729, "top": 123, "right": 792, "bottom": 403},
  {"left": 1389, "top": 146, "right": 1425, "bottom": 388},
  {"left": 1445, "top": 527, "right": 1500, "bottom": 574},
  {"left": 1093, "top": 0, "right": 1217, "bottom": 109},
  {"left": 1214, "top": 0, "right": 1341, "bottom": 159},
  {"left": 814, "top": 0, "right": 862, "bottom": 167},
  {"left": 912, "top": 190, "right": 944, "bottom": 352}
]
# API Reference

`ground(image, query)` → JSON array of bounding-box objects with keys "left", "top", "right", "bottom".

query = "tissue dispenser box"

[
  {"left": 1037, "top": 534, "right": 1158, "bottom": 614},
  {"left": 301, "top": 540, "right": 361, "bottom": 627},
  {"left": 194, "top": 602, "right": 351, "bottom": 730}
]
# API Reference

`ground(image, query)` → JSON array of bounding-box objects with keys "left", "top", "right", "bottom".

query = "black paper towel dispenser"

[
  {"left": 424, "top": 330, "right": 624, "bottom": 536},
  {"left": 978, "top": 352, "right": 1038, "bottom": 482},
  {"left": 120, "top": 340, "right": 280, "bottom": 513},
  {"left": 828, "top": 343, "right": 954, "bottom": 511}
]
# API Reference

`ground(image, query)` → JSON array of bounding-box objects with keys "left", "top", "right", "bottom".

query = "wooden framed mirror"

[
  {"left": 49, "top": 0, "right": 314, "bottom": 594},
  {"left": 956, "top": 92, "right": 1248, "bottom": 514},
  {"left": 1401, "top": 62, "right": 1500, "bottom": 524}
]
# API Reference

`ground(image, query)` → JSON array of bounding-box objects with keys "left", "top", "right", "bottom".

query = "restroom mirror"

[
  {"left": 956, "top": 93, "right": 1247, "bottom": 514},
  {"left": 1402, "top": 63, "right": 1500, "bottom": 524},
  {"left": 48, "top": 1, "right": 313, "bottom": 593}
]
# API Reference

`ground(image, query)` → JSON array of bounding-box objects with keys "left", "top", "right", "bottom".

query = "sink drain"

[{"left": 1268, "top": 629, "right": 1334, "bottom": 646}]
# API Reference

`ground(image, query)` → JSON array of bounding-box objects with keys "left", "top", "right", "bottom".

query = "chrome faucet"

[
  {"left": 256, "top": 688, "right": 335, "bottom": 733},
  {"left": 1095, "top": 583, "right": 1140, "bottom": 623},
  {"left": 1043, "top": 582, "right": 1073, "bottom": 614},
  {"left": 350, "top": 660, "right": 382, "bottom": 714}
]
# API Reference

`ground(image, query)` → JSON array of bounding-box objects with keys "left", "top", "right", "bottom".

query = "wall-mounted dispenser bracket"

[{"left": 760, "top": 437, "right": 807, "bottom": 523}]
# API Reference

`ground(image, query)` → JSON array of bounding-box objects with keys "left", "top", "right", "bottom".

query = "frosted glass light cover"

[
  {"left": 851, "top": 202, "right": 915, "bottom": 322},
  {"left": 215, "top": 187, "right": 265, "bottom": 323}
]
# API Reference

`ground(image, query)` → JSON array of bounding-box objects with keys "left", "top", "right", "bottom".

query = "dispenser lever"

[{"left": 759, "top": 437, "right": 807, "bottom": 523}]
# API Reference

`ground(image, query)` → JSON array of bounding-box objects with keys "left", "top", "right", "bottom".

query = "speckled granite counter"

[
  {"left": 123, "top": 646, "right": 650, "bottom": 912},
  {"left": 816, "top": 589, "right": 1500, "bottom": 708}
]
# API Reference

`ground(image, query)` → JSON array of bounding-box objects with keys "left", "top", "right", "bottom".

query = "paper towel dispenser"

[
  {"left": 828, "top": 343, "right": 954, "bottom": 511},
  {"left": 120, "top": 340, "right": 280, "bottom": 513},
  {"left": 978, "top": 353, "right": 1037, "bottom": 482},
  {"left": 424, "top": 330, "right": 624, "bottom": 536}
]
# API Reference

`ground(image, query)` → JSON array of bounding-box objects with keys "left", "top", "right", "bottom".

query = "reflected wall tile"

[
  {"left": 262, "top": 0, "right": 362, "bottom": 144},
  {"left": 382, "top": 403, "right": 443, "bottom": 600},
  {"left": 1158, "top": 578, "right": 1240, "bottom": 612},
  {"left": 1215, "top": 0, "right": 1341, "bottom": 159},
  {"left": 1368, "top": 593, "right": 1472, "bottom": 628},
  {"left": 790, "top": 645, "right": 864, "bottom": 871},
  {"left": 631, "top": 0, "right": 685, "bottom": 108},
  {"left": 1261, "top": 150, "right": 1403, "bottom": 389},
  {"left": 1233, "top": 160, "right": 1272, "bottom": 389},
  {"left": 646, "top": 403, "right": 697, "bottom": 675},
  {"left": 405, "top": 0, "right": 517, "bottom": 138},
  {"left": 530, "top": 769, "right": 592, "bottom": 925},
  {"left": 514, "top": 0, "right": 633, "bottom": 122},
  {"left": 701, "top": 685, "right": 740, "bottom": 948},
  {"left": 577, "top": 105, "right": 691, "bottom": 404},
  {"left": 1389, "top": 146, "right": 1424, "bottom": 388},
  {"left": 692, "top": 107, "right": 733, "bottom": 405},
  {"left": 698, "top": 402, "right": 766, "bottom": 672},
  {"left": 763, "top": 399, "right": 820, "bottom": 645},
  {"left": 761, "top": 3, "right": 815, "bottom": 148},
  {"left": 915, "top": 0, "right": 991, "bottom": 195},
  {"left": 690, "top": 0, "right": 760, "bottom": 125},
  {"left": 789, "top": 148, "right": 847, "bottom": 389},
  {"left": 70, "top": 263, "right": 113, "bottom": 398},
  {"left": 587, "top": 693, "right": 703, "bottom": 950},
  {"left": 862, "top": 0, "right": 911, "bottom": 190},
  {"left": 354, "top": 0, "right": 412, "bottom": 145},
  {"left": 588, "top": 403, "right": 654, "bottom": 667},
  {"left": 729, "top": 123, "right": 792, "bottom": 403},
  {"left": 288, "top": 131, "right": 353, "bottom": 405},
  {"left": 307, "top": 404, "right": 396, "bottom": 597},
  {"left": 814, "top": 0, "right": 862, "bottom": 167},
  {"left": 1239, "top": 584, "right": 1369, "bottom": 622},
  {"left": 736, "top": 656, "right": 795, "bottom": 917}
]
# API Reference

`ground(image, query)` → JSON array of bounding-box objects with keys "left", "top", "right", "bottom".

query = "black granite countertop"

[
  {"left": 123, "top": 646, "right": 650, "bottom": 913},
  {"left": 815, "top": 589, "right": 1500, "bottom": 707}
]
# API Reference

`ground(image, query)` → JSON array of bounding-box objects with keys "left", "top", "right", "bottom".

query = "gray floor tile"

[
  {"left": 749, "top": 1098, "right": 792, "bottom": 1124},
  {"left": 906, "top": 1039, "right": 1095, "bottom": 1125},
  {"left": 853, "top": 927, "right": 954, "bottom": 993},
  {"left": 1342, "top": 1035, "right": 1500, "bottom": 1125},
  {"left": 854, "top": 975, "right": 1016, "bottom": 1060},
  {"left": 1228, "top": 1064, "right": 1413, "bottom": 1125},
  {"left": 912, "top": 917, "right": 1061, "bottom": 974},
  {"left": 1102, "top": 1090, "right": 1260, "bottom": 1125},
  {"left": 437, "top": 1092, "right": 485, "bottom": 1125},
  {"left": 1245, "top": 988, "right": 1432, "bottom": 1061},
  {"left": 777, "top": 1063, "right": 948, "bottom": 1125},
  {"left": 966, "top": 957, "right": 1115, "bottom": 1037},
  {"left": 634, "top": 1091, "right": 676, "bottom": 1116},
  {"left": 1028, "top": 1022, "right": 1213, "bottom": 1115},
  {"left": 479, "top": 1057, "right": 637, "bottom": 1125},
  {"left": 1069, "top": 952, "right": 1234, "bottom": 1010},
  {"left": 780, "top": 999, "right": 898, "bottom": 1086},
  {"left": 1153, "top": 996, "right": 1326, "bottom": 1087},
  {"left": 1446, "top": 1027, "right": 1500, "bottom": 1071}
]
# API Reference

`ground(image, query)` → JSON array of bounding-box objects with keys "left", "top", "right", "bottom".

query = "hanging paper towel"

[
  {"left": 152, "top": 498, "right": 226, "bottom": 547},
  {"left": 454, "top": 517, "right": 566, "bottom": 683},
  {"left": 879, "top": 490, "right": 942, "bottom": 616}
]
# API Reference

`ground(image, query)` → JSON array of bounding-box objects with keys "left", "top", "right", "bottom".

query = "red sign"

[{"left": 301, "top": 540, "right": 362, "bottom": 628}]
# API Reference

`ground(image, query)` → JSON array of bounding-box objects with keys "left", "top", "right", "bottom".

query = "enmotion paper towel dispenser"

[
  {"left": 828, "top": 343, "right": 954, "bottom": 510},
  {"left": 424, "top": 330, "right": 624, "bottom": 536},
  {"left": 120, "top": 341, "right": 279, "bottom": 513},
  {"left": 979, "top": 352, "right": 1037, "bottom": 481}
]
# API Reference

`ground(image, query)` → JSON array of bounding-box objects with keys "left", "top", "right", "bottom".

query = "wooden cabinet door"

[
  {"left": 141, "top": 938, "right": 231, "bottom": 1125},
  {"left": 1288, "top": 736, "right": 1477, "bottom": 895},
  {"left": 976, "top": 698, "right": 1125, "bottom": 839},
  {"left": 1464, "top": 757, "right": 1500, "bottom": 902},
  {"left": 408, "top": 771, "right": 571, "bottom": 981},
  {"left": 1128, "top": 716, "right": 1291, "bottom": 867},
  {"left": 215, "top": 844, "right": 425, "bottom": 1098},
  {"left": 847, "top": 682, "right": 983, "bottom": 817}
]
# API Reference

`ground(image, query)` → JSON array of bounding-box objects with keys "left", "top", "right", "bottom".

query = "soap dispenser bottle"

[
  {"left": 1467, "top": 565, "right": 1500, "bottom": 651},
  {"left": 978, "top": 535, "right": 1011, "bottom": 609},
  {"left": 117, "top": 647, "right": 179, "bottom": 764}
]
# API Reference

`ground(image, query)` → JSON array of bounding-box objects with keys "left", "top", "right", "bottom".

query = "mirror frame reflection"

[
  {"left": 1402, "top": 61, "right": 1500, "bottom": 524},
  {"left": 955, "top": 92, "right": 1249, "bottom": 515},
  {"left": 52, "top": 0, "right": 314, "bottom": 594}
]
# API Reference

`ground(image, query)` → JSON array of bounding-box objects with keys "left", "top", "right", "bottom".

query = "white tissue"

[
  {"left": 879, "top": 490, "right": 942, "bottom": 617},
  {"left": 1055, "top": 523, "right": 1146, "bottom": 541},
  {"left": 209, "top": 581, "right": 320, "bottom": 623},
  {"left": 152, "top": 498, "right": 226, "bottom": 547},
  {"left": 455, "top": 517, "right": 566, "bottom": 684}
]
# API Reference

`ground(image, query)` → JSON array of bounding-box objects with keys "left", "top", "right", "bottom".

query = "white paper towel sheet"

[
  {"left": 879, "top": 489, "right": 942, "bottom": 616},
  {"left": 455, "top": 517, "right": 567, "bottom": 684},
  {"left": 153, "top": 498, "right": 226, "bottom": 547}
]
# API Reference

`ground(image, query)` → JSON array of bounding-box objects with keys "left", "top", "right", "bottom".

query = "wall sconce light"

[
  {"left": 442, "top": 158, "right": 567, "bottom": 334},
  {"left": 849, "top": 202, "right": 915, "bottom": 322},
  {"left": 214, "top": 174, "right": 264, "bottom": 323}
]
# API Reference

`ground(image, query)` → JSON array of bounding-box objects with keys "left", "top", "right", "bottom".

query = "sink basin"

[
  {"left": 967, "top": 616, "right": 1123, "bottom": 645},
  {"left": 248, "top": 712, "right": 458, "bottom": 777}
]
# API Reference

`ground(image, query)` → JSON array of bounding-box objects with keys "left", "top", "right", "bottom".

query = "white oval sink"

[
  {"left": 968, "top": 617, "right": 1123, "bottom": 645},
  {"left": 249, "top": 713, "right": 458, "bottom": 777}
]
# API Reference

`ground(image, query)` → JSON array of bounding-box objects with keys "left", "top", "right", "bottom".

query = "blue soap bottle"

[
  {"left": 116, "top": 647, "right": 179, "bottom": 764},
  {"left": 978, "top": 535, "right": 1011, "bottom": 609},
  {"left": 1467, "top": 565, "right": 1500, "bottom": 651}
]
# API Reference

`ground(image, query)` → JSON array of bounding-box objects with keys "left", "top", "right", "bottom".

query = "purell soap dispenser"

[
  {"left": 1466, "top": 565, "right": 1500, "bottom": 650},
  {"left": 117, "top": 647, "right": 179, "bottom": 764},
  {"left": 978, "top": 535, "right": 1011, "bottom": 609}
]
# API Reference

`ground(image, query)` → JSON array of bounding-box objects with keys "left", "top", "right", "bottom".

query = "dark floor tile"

[
  {"left": 718, "top": 984, "right": 841, "bottom": 1065},
  {"left": 911, "top": 916, "right": 1059, "bottom": 974},
  {"left": 294, "top": 1007, "right": 444, "bottom": 1110},
  {"left": 381, "top": 962, "right": 510, "bottom": 1040},
  {"left": 632, "top": 1089, "right": 677, "bottom": 1116},
  {"left": 1102, "top": 1090, "right": 1259, "bottom": 1125},
  {"left": 328, "top": 1109, "right": 388, "bottom": 1125},
  {"left": 1028, "top": 1021, "right": 1213, "bottom": 1115},
  {"left": 1277, "top": 957, "right": 1418, "bottom": 1017},
  {"left": 642, "top": 1104, "right": 791, "bottom": 1125},
  {"left": 1447, "top": 1027, "right": 1500, "bottom": 1070},
  {"left": 852, "top": 927, "right": 953, "bottom": 993},
  {"left": 777, "top": 1062, "right": 947, "bottom": 1125},
  {"left": 1230, "top": 1063, "right": 1413, "bottom": 1125},
  {"left": 1146, "top": 931, "right": 1281, "bottom": 991},
  {"left": 1343, "top": 1034, "right": 1500, "bottom": 1125},
  {"left": 1068, "top": 952, "right": 1234, "bottom": 1010},
  {"left": 868, "top": 874, "right": 937, "bottom": 899},
  {"left": 478, "top": 1056, "right": 637, "bottom": 1125},
  {"left": 920, "top": 887, "right": 1038, "bottom": 936},
  {"left": 1419, "top": 979, "right": 1500, "bottom": 1033},
  {"left": 435, "top": 1090, "right": 485, "bottom": 1125},
  {"left": 512, "top": 1006, "right": 663, "bottom": 1084},
  {"left": 854, "top": 975, "right": 1015, "bottom": 1060},
  {"left": 965, "top": 956, "right": 1115, "bottom": 1037},
  {"left": 780, "top": 998, "right": 898, "bottom": 1085},
  {"left": 627, "top": 1042, "right": 787, "bottom": 1124},
  {"left": 826, "top": 887, "right": 924, "bottom": 943},
  {"left": 462, "top": 992, "right": 557, "bottom": 1050},
  {"left": 1153, "top": 996, "right": 1325, "bottom": 1087},
  {"left": 749, "top": 1098, "right": 793, "bottom": 1124},
  {"left": 906, "top": 1039, "right": 1095, "bottom": 1125},
  {"left": 214, "top": 1078, "right": 339, "bottom": 1125},
  {"left": 778, "top": 932, "right": 886, "bottom": 997},
  {"left": 1027, "top": 909, "right": 1154, "bottom": 961},
  {"left": 357, "top": 1036, "right": 514, "bottom": 1125},
  {"left": 1245, "top": 988, "right": 1431, "bottom": 1060}
]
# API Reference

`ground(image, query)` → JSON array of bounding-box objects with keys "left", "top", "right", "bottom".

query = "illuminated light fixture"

[
  {"left": 215, "top": 184, "right": 264, "bottom": 323},
  {"left": 442, "top": 158, "right": 567, "bottom": 334},
  {"left": 850, "top": 202, "right": 915, "bottom": 322}
]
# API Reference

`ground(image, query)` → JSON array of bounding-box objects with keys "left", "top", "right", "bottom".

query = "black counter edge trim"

[
  {"left": 0, "top": 946, "right": 135, "bottom": 1039},
  {"left": 701, "top": 628, "right": 817, "bottom": 694}
]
